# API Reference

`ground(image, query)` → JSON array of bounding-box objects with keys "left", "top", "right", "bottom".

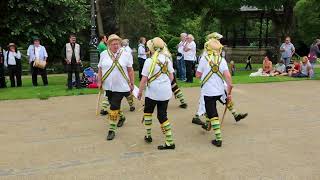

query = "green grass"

[{"left": 0, "top": 63, "right": 319, "bottom": 100}]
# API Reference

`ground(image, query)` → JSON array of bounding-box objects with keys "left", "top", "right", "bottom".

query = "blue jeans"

[
  {"left": 310, "top": 61, "right": 316, "bottom": 78},
  {"left": 177, "top": 57, "right": 186, "bottom": 80},
  {"left": 282, "top": 57, "right": 291, "bottom": 67}
]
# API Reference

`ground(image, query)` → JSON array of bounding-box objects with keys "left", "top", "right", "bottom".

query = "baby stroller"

[{"left": 80, "top": 67, "right": 97, "bottom": 88}]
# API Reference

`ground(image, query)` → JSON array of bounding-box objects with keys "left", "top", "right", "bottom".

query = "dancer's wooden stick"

[
  {"left": 96, "top": 90, "right": 102, "bottom": 116},
  {"left": 221, "top": 85, "right": 233, "bottom": 126}
]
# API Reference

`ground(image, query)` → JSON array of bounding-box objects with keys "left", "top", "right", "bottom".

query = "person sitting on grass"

[
  {"left": 289, "top": 56, "right": 312, "bottom": 78},
  {"left": 271, "top": 60, "right": 287, "bottom": 76},
  {"left": 287, "top": 60, "right": 301, "bottom": 76},
  {"left": 262, "top": 55, "right": 273, "bottom": 76}
]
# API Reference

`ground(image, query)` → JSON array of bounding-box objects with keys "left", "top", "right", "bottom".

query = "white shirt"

[
  {"left": 142, "top": 53, "right": 174, "bottom": 101},
  {"left": 122, "top": 46, "right": 133, "bottom": 54},
  {"left": 35, "top": 46, "right": 40, "bottom": 59},
  {"left": 177, "top": 41, "right": 186, "bottom": 54},
  {"left": 98, "top": 49, "right": 133, "bottom": 92},
  {"left": 183, "top": 41, "right": 196, "bottom": 61},
  {"left": 138, "top": 44, "right": 147, "bottom": 59},
  {"left": 4, "top": 51, "right": 21, "bottom": 66},
  {"left": 197, "top": 55, "right": 229, "bottom": 96}
]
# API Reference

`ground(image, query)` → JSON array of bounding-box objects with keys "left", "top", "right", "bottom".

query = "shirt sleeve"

[
  {"left": 15, "top": 51, "right": 21, "bottom": 59},
  {"left": 141, "top": 58, "right": 151, "bottom": 77},
  {"left": 291, "top": 44, "right": 295, "bottom": 51},
  {"left": 127, "top": 53, "right": 133, "bottom": 68},
  {"left": 219, "top": 58, "right": 229, "bottom": 73},
  {"left": 43, "top": 47, "right": 48, "bottom": 58},
  {"left": 168, "top": 59, "right": 174, "bottom": 73},
  {"left": 196, "top": 57, "right": 206, "bottom": 73},
  {"left": 98, "top": 52, "right": 106, "bottom": 68},
  {"left": 27, "top": 45, "right": 31, "bottom": 56}
]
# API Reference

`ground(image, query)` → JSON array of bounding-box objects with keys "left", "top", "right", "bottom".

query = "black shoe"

[
  {"left": 144, "top": 136, "right": 152, "bottom": 143},
  {"left": 106, "top": 131, "right": 115, "bottom": 141},
  {"left": 158, "top": 144, "right": 175, "bottom": 150},
  {"left": 130, "top": 106, "right": 135, "bottom": 112},
  {"left": 235, "top": 113, "right": 248, "bottom": 122},
  {"left": 211, "top": 140, "right": 222, "bottom": 147},
  {"left": 117, "top": 117, "right": 126, "bottom": 127},
  {"left": 100, "top": 109, "right": 108, "bottom": 116},
  {"left": 201, "top": 122, "right": 212, "bottom": 131},
  {"left": 179, "top": 103, "right": 188, "bottom": 109},
  {"left": 192, "top": 117, "right": 205, "bottom": 126}
]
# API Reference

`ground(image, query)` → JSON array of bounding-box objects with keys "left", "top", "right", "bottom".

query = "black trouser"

[
  {"left": 185, "top": 60, "right": 194, "bottom": 83},
  {"left": 0, "top": 63, "right": 6, "bottom": 88},
  {"left": 30, "top": 62, "right": 48, "bottom": 86},
  {"left": 138, "top": 57, "right": 146, "bottom": 80},
  {"left": 204, "top": 95, "right": 222, "bottom": 119},
  {"left": 7, "top": 64, "right": 22, "bottom": 87},
  {"left": 144, "top": 97, "right": 169, "bottom": 124},
  {"left": 105, "top": 90, "right": 130, "bottom": 110},
  {"left": 66, "top": 64, "right": 80, "bottom": 89},
  {"left": 245, "top": 62, "right": 252, "bottom": 70}
]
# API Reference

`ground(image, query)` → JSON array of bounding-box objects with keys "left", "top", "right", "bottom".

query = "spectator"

[
  {"left": 183, "top": 34, "right": 196, "bottom": 83},
  {"left": 27, "top": 36, "right": 48, "bottom": 86},
  {"left": 4, "top": 43, "right": 22, "bottom": 87},
  {"left": 138, "top": 37, "right": 147, "bottom": 80},
  {"left": 98, "top": 35, "right": 108, "bottom": 54},
  {"left": 308, "top": 39, "right": 320, "bottom": 77},
  {"left": 245, "top": 55, "right": 252, "bottom": 70},
  {"left": 177, "top": 33, "right": 187, "bottom": 81},
  {"left": 271, "top": 60, "right": 287, "bottom": 76},
  {"left": 230, "top": 61, "right": 235, "bottom": 76},
  {"left": 122, "top": 39, "right": 133, "bottom": 54},
  {"left": 280, "top": 36, "right": 295, "bottom": 67},
  {"left": 290, "top": 56, "right": 312, "bottom": 78},
  {"left": 63, "top": 34, "right": 83, "bottom": 89},
  {"left": 262, "top": 56, "right": 273, "bottom": 75},
  {"left": 0, "top": 45, "right": 6, "bottom": 88}
]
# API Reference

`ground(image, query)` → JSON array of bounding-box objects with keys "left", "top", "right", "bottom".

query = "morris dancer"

[
  {"left": 138, "top": 37, "right": 175, "bottom": 150},
  {"left": 97, "top": 34, "right": 135, "bottom": 141},
  {"left": 195, "top": 38, "right": 232, "bottom": 147},
  {"left": 192, "top": 32, "right": 247, "bottom": 125}
]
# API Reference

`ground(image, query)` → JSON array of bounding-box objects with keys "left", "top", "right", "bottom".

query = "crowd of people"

[{"left": 250, "top": 36, "right": 319, "bottom": 78}]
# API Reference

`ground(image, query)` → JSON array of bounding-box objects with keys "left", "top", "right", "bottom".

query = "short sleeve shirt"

[
  {"left": 141, "top": 53, "right": 174, "bottom": 101},
  {"left": 98, "top": 50, "right": 133, "bottom": 92},
  {"left": 197, "top": 55, "right": 229, "bottom": 96}
]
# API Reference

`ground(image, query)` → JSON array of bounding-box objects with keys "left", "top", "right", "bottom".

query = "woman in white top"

[
  {"left": 4, "top": 43, "right": 22, "bottom": 87},
  {"left": 138, "top": 37, "right": 175, "bottom": 150}
]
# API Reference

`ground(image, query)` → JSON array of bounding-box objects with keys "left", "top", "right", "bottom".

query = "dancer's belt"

[{"left": 201, "top": 55, "right": 224, "bottom": 88}]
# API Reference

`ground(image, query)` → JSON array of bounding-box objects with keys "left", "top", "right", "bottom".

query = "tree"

[{"left": 294, "top": 0, "right": 320, "bottom": 44}]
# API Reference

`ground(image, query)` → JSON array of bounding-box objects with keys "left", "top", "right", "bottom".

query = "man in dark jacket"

[{"left": 0, "top": 46, "right": 6, "bottom": 88}]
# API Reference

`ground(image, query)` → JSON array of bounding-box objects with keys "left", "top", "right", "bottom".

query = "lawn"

[{"left": 0, "top": 64, "right": 318, "bottom": 100}]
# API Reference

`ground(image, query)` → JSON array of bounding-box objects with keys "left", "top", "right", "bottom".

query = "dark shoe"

[
  {"left": 100, "top": 109, "right": 108, "bottom": 116},
  {"left": 211, "top": 140, "right": 222, "bottom": 147},
  {"left": 158, "top": 144, "right": 175, "bottom": 150},
  {"left": 179, "top": 103, "right": 188, "bottom": 109},
  {"left": 201, "top": 122, "right": 211, "bottom": 131},
  {"left": 130, "top": 106, "right": 136, "bottom": 112},
  {"left": 144, "top": 136, "right": 152, "bottom": 143},
  {"left": 117, "top": 117, "right": 126, "bottom": 127},
  {"left": 235, "top": 113, "right": 248, "bottom": 122},
  {"left": 192, "top": 116, "right": 205, "bottom": 126},
  {"left": 106, "top": 131, "right": 115, "bottom": 141}
]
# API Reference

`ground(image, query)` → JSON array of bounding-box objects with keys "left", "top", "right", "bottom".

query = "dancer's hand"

[
  {"left": 137, "top": 91, "right": 143, "bottom": 100},
  {"left": 227, "top": 94, "right": 232, "bottom": 102}
]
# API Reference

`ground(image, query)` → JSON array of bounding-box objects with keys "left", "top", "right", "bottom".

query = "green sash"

[
  {"left": 201, "top": 55, "right": 224, "bottom": 88},
  {"left": 147, "top": 52, "right": 169, "bottom": 86},
  {"left": 101, "top": 49, "right": 130, "bottom": 85}
]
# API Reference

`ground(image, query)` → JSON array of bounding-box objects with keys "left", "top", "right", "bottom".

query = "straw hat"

[
  {"left": 147, "top": 37, "right": 165, "bottom": 53},
  {"left": 7, "top": 43, "right": 16, "bottom": 48},
  {"left": 107, "top": 34, "right": 122, "bottom": 44},
  {"left": 205, "top": 38, "right": 224, "bottom": 56},
  {"left": 206, "top": 32, "right": 223, "bottom": 41}
]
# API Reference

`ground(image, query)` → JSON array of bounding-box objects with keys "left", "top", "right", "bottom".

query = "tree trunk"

[{"left": 96, "top": 0, "right": 105, "bottom": 36}]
